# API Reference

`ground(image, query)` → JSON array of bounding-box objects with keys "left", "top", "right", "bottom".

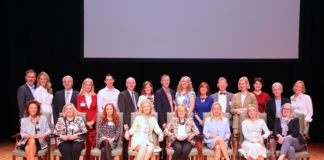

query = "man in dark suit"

[
  {"left": 265, "top": 82, "right": 290, "bottom": 131},
  {"left": 53, "top": 75, "right": 79, "bottom": 124},
  {"left": 17, "top": 69, "right": 36, "bottom": 119},
  {"left": 265, "top": 82, "right": 290, "bottom": 160},
  {"left": 118, "top": 77, "right": 138, "bottom": 160},
  {"left": 154, "top": 74, "right": 175, "bottom": 160}
]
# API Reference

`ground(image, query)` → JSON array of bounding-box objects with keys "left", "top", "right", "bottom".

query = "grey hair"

[
  {"left": 272, "top": 82, "right": 283, "bottom": 91},
  {"left": 277, "top": 103, "right": 296, "bottom": 119},
  {"left": 62, "top": 75, "right": 73, "bottom": 83}
]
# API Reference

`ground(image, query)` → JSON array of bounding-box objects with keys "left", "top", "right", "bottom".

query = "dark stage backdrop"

[{"left": 7, "top": 0, "right": 323, "bottom": 141}]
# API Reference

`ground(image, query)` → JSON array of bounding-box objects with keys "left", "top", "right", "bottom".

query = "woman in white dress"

[
  {"left": 137, "top": 81, "right": 154, "bottom": 108},
  {"left": 34, "top": 71, "right": 54, "bottom": 127},
  {"left": 239, "top": 104, "right": 270, "bottom": 160},
  {"left": 125, "top": 99, "right": 164, "bottom": 160}
]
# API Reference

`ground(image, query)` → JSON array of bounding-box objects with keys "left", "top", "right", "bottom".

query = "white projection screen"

[{"left": 84, "top": 0, "right": 301, "bottom": 60}]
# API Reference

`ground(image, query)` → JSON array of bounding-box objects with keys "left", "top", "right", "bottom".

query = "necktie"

[
  {"left": 220, "top": 92, "right": 226, "bottom": 95},
  {"left": 65, "top": 91, "right": 70, "bottom": 104},
  {"left": 131, "top": 92, "right": 138, "bottom": 111}
]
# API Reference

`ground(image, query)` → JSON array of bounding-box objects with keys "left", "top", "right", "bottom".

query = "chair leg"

[{"left": 12, "top": 156, "right": 16, "bottom": 160}]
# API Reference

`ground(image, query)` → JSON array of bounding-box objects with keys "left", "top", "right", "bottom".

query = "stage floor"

[{"left": 1, "top": 140, "right": 323, "bottom": 160}]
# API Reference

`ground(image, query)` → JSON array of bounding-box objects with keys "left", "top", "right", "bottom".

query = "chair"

[
  {"left": 275, "top": 113, "right": 310, "bottom": 160},
  {"left": 12, "top": 112, "right": 52, "bottom": 160},
  {"left": 90, "top": 112, "right": 123, "bottom": 160},
  {"left": 202, "top": 112, "right": 234, "bottom": 160},
  {"left": 128, "top": 112, "right": 160, "bottom": 160},
  {"left": 165, "top": 112, "right": 198, "bottom": 160},
  {"left": 53, "top": 112, "right": 87, "bottom": 160},
  {"left": 237, "top": 112, "right": 272, "bottom": 160}
]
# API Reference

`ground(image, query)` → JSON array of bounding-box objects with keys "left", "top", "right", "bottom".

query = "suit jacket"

[
  {"left": 17, "top": 84, "right": 34, "bottom": 119},
  {"left": 118, "top": 90, "right": 139, "bottom": 127},
  {"left": 154, "top": 87, "right": 175, "bottom": 126},
  {"left": 265, "top": 98, "right": 290, "bottom": 131},
  {"left": 230, "top": 92, "right": 258, "bottom": 129},
  {"left": 211, "top": 91, "right": 233, "bottom": 113},
  {"left": 77, "top": 94, "right": 98, "bottom": 123},
  {"left": 273, "top": 117, "right": 305, "bottom": 145},
  {"left": 53, "top": 89, "right": 79, "bottom": 124}
]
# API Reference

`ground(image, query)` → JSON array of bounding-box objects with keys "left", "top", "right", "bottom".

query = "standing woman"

[
  {"left": 290, "top": 80, "right": 313, "bottom": 136},
  {"left": 34, "top": 71, "right": 54, "bottom": 127},
  {"left": 175, "top": 76, "right": 196, "bottom": 112},
  {"left": 164, "top": 105, "right": 199, "bottom": 160},
  {"left": 18, "top": 100, "right": 51, "bottom": 160},
  {"left": 54, "top": 103, "right": 88, "bottom": 160},
  {"left": 252, "top": 77, "right": 270, "bottom": 113},
  {"left": 77, "top": 78, "right": 98, "bottom": 160},
  {"left": 138, "top": 81, "right": 155, "bottom": 107},
  {"left": 97, "top": 103, "right": 121, "bottom": 160},
  {"left": 204, "top": 102, "right": 231, "bottom": 160},
  {"left": 230, "top": 76, "right": 258, "bottom": 134},
  {"left": 124, "top": 99, "right": 164, "bottom": 160},
  {"left": 238, "top": 104, "right": 270, "bottom": 160}
]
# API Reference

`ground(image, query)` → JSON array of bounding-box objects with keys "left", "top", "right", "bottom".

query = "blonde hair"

[
  {"left": 139, "top": 99, "right": 156, "bottom": 116},
  {"left": 278, "top": 103, "right": 296, "bottom": 119},
  {"left": 176, "top": 76, "right": 194, "bottom": 94},
  {"left": 246, "top": 104, "right": 259, "bottom": 119},
  {"left": 293, "top": 80, "right": 306, "bottom": 93},
  {"left": 79, "top": 78, "right": 95, "bottom": 96},
  {"left": 175, "top": 104, "right": 188, "bottom": 118},
  {"left": 37, "top": 71, "right": 53, "bottom": 94},
  {"left": 210, "top": 102, "right": 223, "bottom": 120},
  {"left": 237, "top": 76, "right": 250, "bottom": 91},
  {"left": 61, "top": 103, "right": 78, "bottom": 118}
]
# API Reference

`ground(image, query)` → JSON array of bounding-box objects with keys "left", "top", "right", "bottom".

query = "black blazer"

[
  {"left": 17, "top": 84, "right": 35, "bottom": 119},
  {"left": 154, "top": 87, "right": 175, "bottom": 126},
  {"left": 53, "top": 89, "right": 79, "bottom": 124},
  {"left": 265, "top": 98, "right": 290, "bottom": 131},
  {"left": 118, "top": 90, "right": 139, "bottom": 127},
  {"left": 273, "top": 117, "right": 305, "bottom": 145}
]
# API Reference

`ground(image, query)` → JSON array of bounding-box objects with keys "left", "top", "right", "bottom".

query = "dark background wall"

[{"left": 6, "top": 0, "right": 323, "bottom": 141}]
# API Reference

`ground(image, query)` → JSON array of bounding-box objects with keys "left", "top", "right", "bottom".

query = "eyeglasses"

[{"left": 282, "top": 108, "right": 290, "bottom": 110}]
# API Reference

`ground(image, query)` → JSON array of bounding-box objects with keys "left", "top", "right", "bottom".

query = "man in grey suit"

[
  {"left": 118, "top": 77, "right": 139, "bottom": 160},
  {"left": 17, "top": 69, "right": 36, "bottom": 119},
  {"left": 210, "top": 77, "right": 233, "bottom": 114},
  {"left": 53, "top": 75, "right": 79, "bottom": 124}
]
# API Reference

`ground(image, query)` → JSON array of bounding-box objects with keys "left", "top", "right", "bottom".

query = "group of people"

[{"left": 16, "top": 69, "right": 313, "bottom": 160}]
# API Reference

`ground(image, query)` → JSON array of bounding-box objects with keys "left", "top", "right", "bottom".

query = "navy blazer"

[
  {"left": 273, "top": 117, "right": 305, "bottom": 145},
  {"left": 118, "top": 90, "right": 139, "bottom": 127},
  {"left": 154, "top": 87, "right": 175, "bottom": 126},
  {"left": 17, "top": 84, "right": 35, "bottom": 119},
  {"left": 265, "top": 98, "right": 290, "bottom": 131},
  {"left": 53, "top": 89, "right": 79, "bottom": 124}
]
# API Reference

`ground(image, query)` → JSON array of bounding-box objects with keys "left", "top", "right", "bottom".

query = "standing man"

[
  {"left": 154, "top": 74, "right": 175, "bottom": 160},
  {"left": 97, "top": 73, "right": 120, "bottom": 112},
  {"left": 211, "top": 77, "right": 233, "bottom": 113},
  {"left": 118, "top": 77, "right": 139, "bottom": 160},
  {"left": 53, "top": 75, "right": 79, "bottom": 124},
  {"left": 17, "top": 69, "right": 36, "bottom": 119}
]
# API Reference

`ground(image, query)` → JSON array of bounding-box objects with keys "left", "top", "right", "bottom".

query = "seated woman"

[
  {"left": 124, "top": 99, "right": 163, "bottom": 160},
  {"left": 53, "top": 103, "right": 88, "bottom": 160},
  {"left": 97, "top": 103, "right": 121, "bottom": 160},
  {"left": 238, "top": 104, "right": 270, "bottom": 160},
  {"left": 204, "top": 102, "right": 231, "bottom": 160},
  {"left": 274, "top": 103, "right": 305, "bottom": 160},
  {"left": 18, "top": 100, "right": 51, "bottom": 160},
  {"left": 164, "top": 104, "right": 199, "bottom": 160}
]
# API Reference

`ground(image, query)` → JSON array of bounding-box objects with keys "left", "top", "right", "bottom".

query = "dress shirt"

[
  {"left": 97, "top": 87, "right": 120, "bottom": 112},
  {"left": 218, "top": 92, "right": 227, "bottom": 113},
  {"left": 85, "top": 93, "right": 92, "bottom": 109},
  {"left": 291, "top": 93, "right": 313, "bottom": 122},
  {"left": 65, "top": 90, "right": 72, "bottom": 104},
  {"left": 27, "top": 83, "right": 36, "bottom": 96}
]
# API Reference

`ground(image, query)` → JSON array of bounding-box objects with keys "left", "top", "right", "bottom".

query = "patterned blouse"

[
  {"left": 53, "top": 116, "right": 88, "bottom": 145},
  {"left": 175, "top": 91, "right": 196, "bottom": 109},
  {"left": 164, "top": 117, "right": 199, "bottom": 148},
  {"left": 97, "top": 119, "right": 121, "bottom": 149}
]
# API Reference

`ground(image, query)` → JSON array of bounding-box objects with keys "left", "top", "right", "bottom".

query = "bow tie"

[{"left": 220, "top": 92, "right": 226, "bottom": 95}]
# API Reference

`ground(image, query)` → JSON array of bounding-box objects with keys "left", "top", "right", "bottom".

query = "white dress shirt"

[
  {"left": 218, "top": 92, "right": 227, "bottom": 113},
  {"left": 291, "top": 93, "right": 313, "bottom": 122},
  {"left": 97, "top": 87, "right": 120, "bottom": 112},
  {"left": 85, "top": 93, "right": 92, "bottom": 109}
]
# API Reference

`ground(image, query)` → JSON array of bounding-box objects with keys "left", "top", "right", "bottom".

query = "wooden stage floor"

[{"left": 0, "top": 140, "right": 323, "bottom": 160}]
